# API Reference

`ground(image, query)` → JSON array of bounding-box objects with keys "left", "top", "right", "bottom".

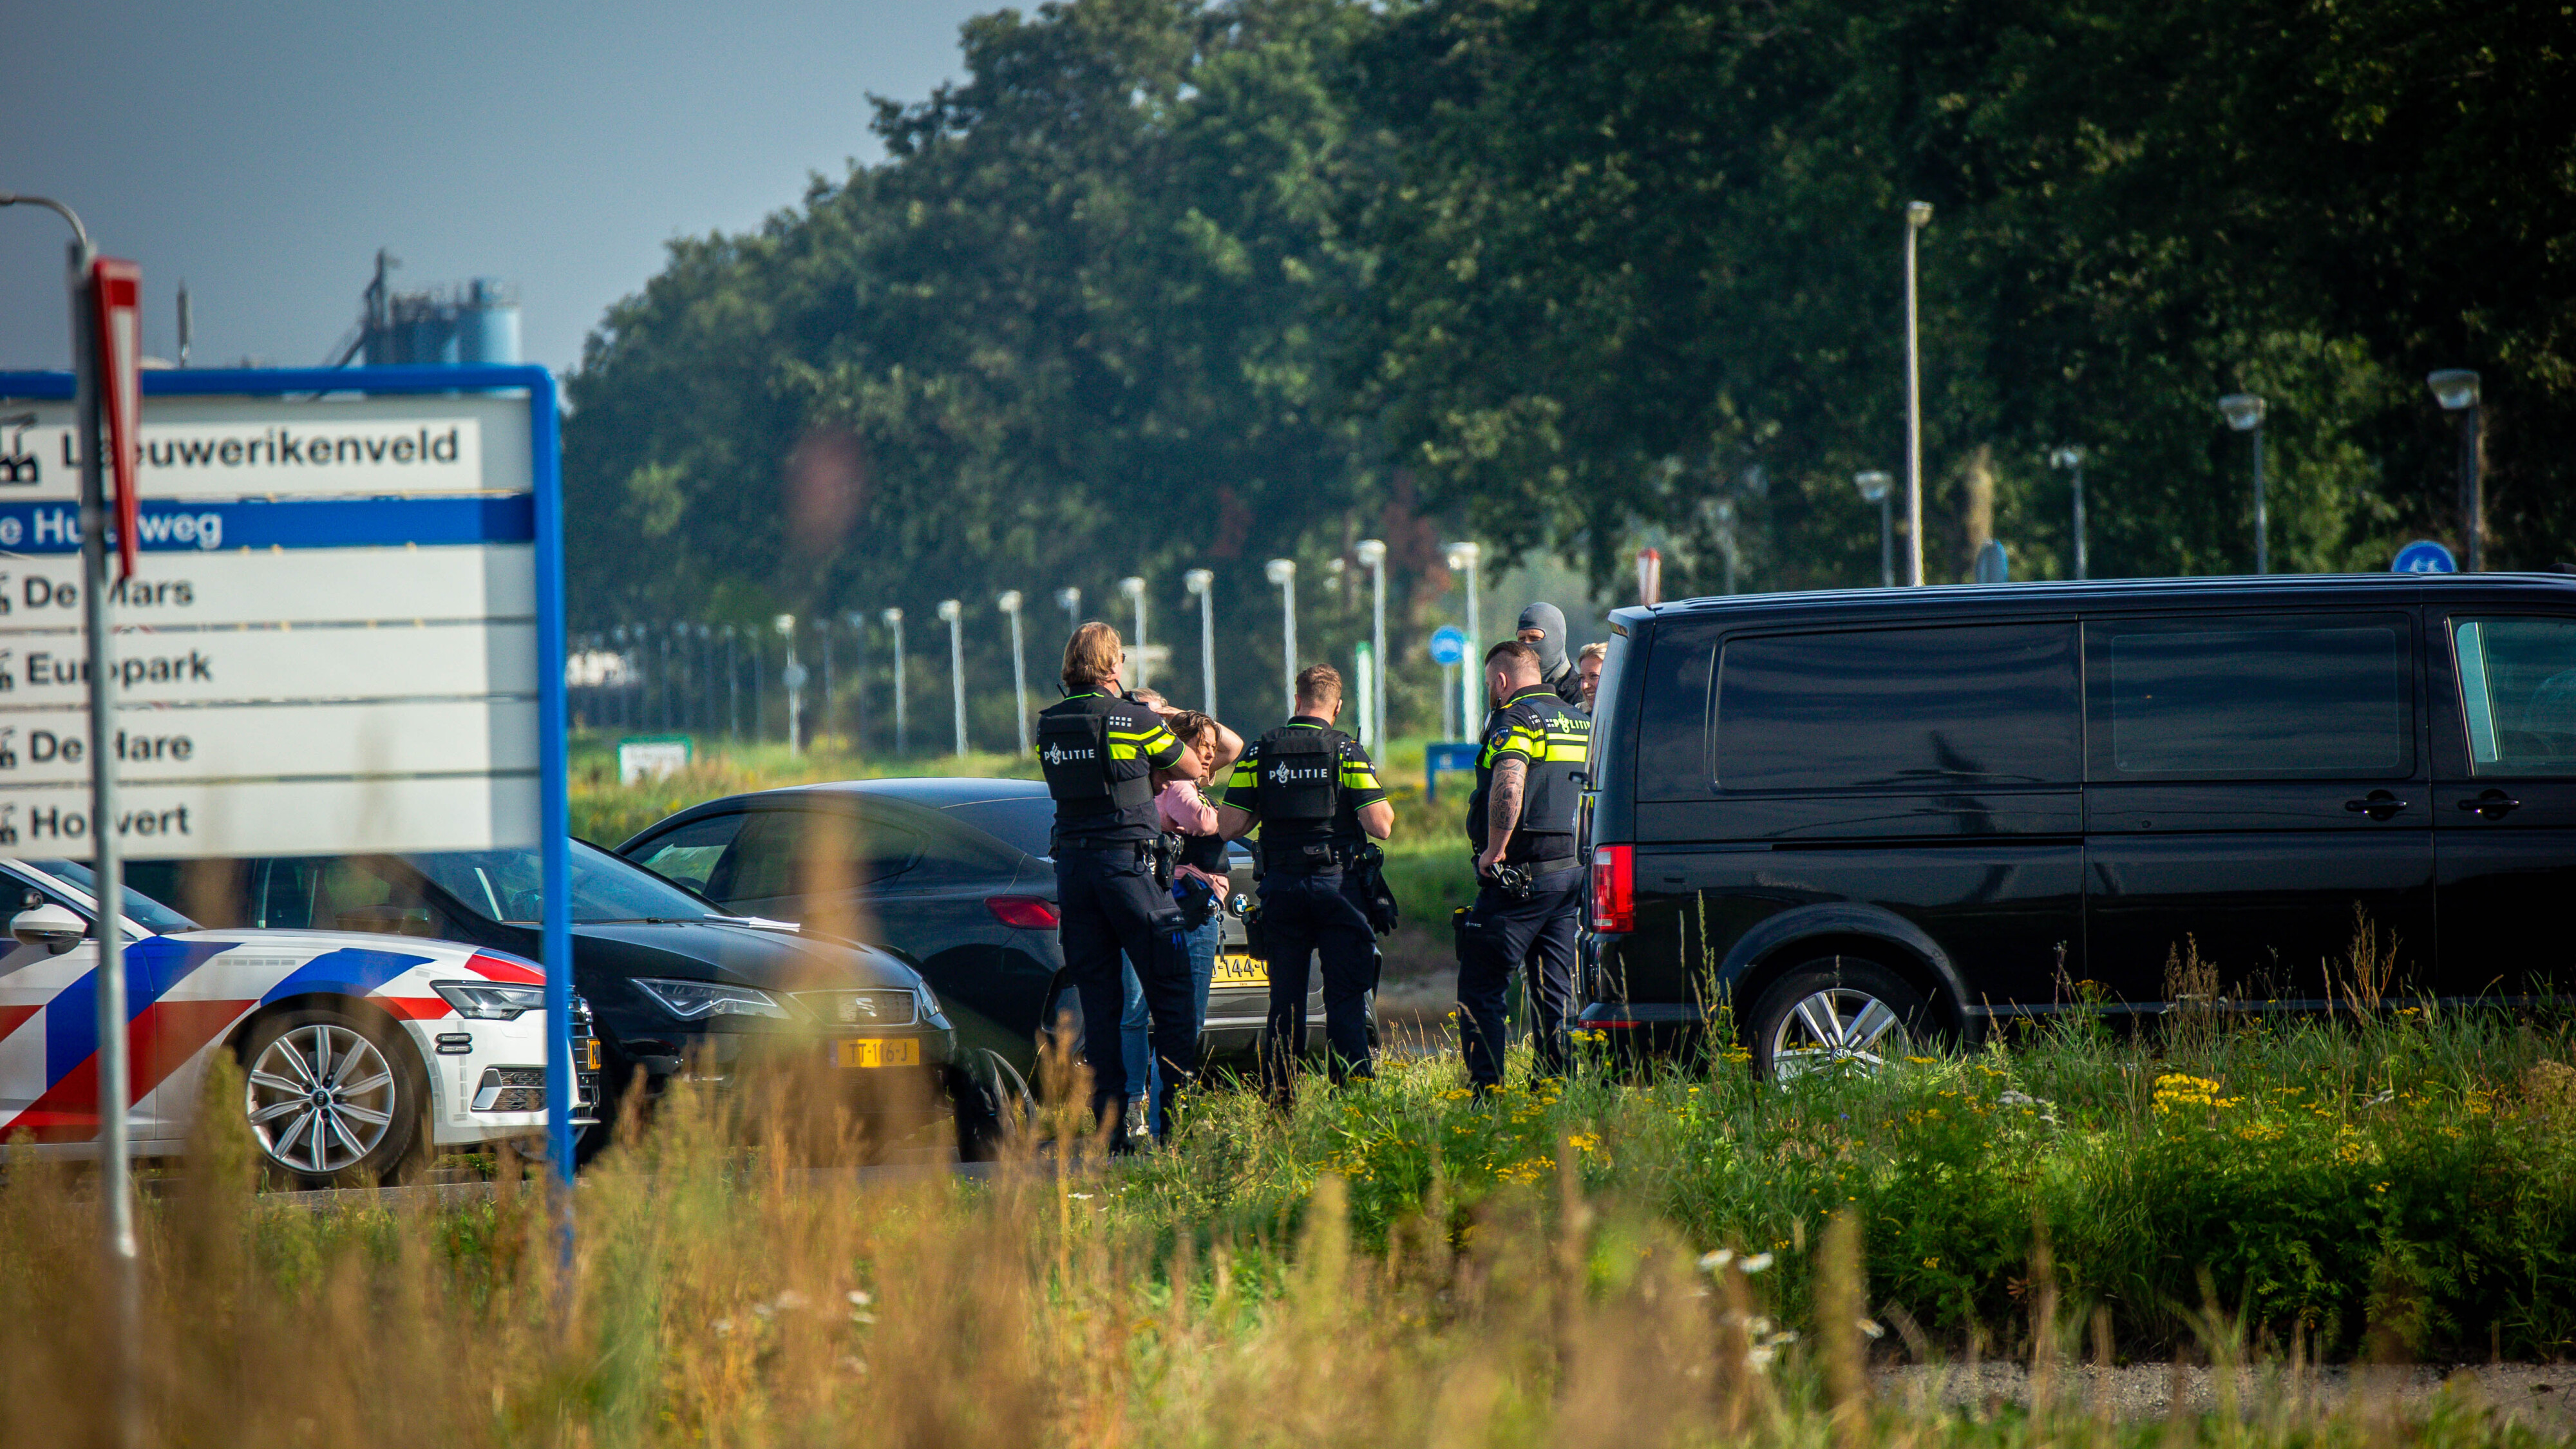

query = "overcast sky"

[{"left": 2, "top": 0, "right": 986, "bottom": 374}]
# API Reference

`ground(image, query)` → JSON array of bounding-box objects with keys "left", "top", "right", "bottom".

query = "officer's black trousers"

[
  {"left": 1455, "top": 863, "right": 1583, "bottom": 1088},
  {"left": 1055, "top": 843, "right": 1197, "bottom": 1136},
  {"left": 1256, "top": 869, "right": 1377, "bottom": 1102}
]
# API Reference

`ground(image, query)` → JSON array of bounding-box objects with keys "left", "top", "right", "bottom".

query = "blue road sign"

[
  {"left": 2392, "top": 540, "right": 2458, "bottom": 574},
  {"left": 1429, "top": 624, "right": 1469, "bottom": 666}
]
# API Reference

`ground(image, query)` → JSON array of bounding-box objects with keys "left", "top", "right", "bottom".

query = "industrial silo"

[{"left": 455, "top": 278, "right": 521, "bottom": 364}]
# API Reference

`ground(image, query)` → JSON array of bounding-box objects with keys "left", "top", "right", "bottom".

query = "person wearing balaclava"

[{"left": 1516, "top": 603, "right": 1586, "bottom": 707}]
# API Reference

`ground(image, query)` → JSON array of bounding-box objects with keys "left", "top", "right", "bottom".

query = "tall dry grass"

[{"left": 2, "top": 1029, "right": 2559, "bottom": 1449}]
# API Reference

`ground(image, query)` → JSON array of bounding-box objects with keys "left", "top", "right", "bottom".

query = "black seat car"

[
  {"left": 614, "top": 778, "right": 1320, "bottom": 1084},
  {"left": 1580, "top": 574, "right": 2576, "bottom": 1075}
]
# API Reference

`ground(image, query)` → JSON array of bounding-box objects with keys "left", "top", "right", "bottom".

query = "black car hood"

[{"left": 570, "top": 920, "right": 923, "bottom": 992}]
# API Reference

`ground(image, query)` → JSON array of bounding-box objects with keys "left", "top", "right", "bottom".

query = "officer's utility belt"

[
  {"left": 1263, "top": 837, "right": 1349, "bottom": 875},
  {"left": 1489, "top": 857, "right": 1582, "bottom": 902}
]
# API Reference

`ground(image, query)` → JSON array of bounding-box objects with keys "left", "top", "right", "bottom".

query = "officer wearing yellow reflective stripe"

[
  {"left": 1215, "top": 663, "right": 1393, "bottom": 1103},
  {"left": 1456, "top": 639, "right": 1593, "bottom": 1090},
  {"left": 1036, "top": 621, "right": 1201, "bottom": 1142}
]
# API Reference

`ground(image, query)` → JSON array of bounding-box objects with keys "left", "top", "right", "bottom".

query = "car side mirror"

[{"left": 11, "top": 904, "right": 88, "bottom": 954}]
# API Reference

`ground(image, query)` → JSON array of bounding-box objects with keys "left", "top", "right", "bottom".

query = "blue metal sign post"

[{"left": 0, "top": 364, "right": 576, "bottom": 1191}]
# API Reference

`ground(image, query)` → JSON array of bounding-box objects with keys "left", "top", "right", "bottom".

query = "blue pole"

[{"left": 528, "top": 372, "right": 576, "bottom": 1191}]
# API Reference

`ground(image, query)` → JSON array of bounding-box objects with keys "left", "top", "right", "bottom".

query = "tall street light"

[
  {"left": 998, "top": 590, "right": 1030, "bottom": 753},
  {"left": 2428, "top": 370, "right": 2483, "bottom": 571},
  {"left": 882, "top": 607, "right": 907, "bottom": 755},
  {"left": 2050, "top": 446, "right": 2087, "bottom": 580},
  {"left": 1265, "top": 558, "right": 1298, "bottom": 717},
  {"left": 1855, "top": 471, "right": 1894, "bottom": 588},
  {"left": 724, "top": 625, "right": 740, "bottom": 739},
  {"left": 1056, "top": 586, "right": 1082, "bottom": 642},
  {"left": 1355, "top": 538, "right": 1387, "bottom": 748},
  {"left": 1184, "top": 568, "right": 1217, "bottom": 716},
  {"left": 1118, "top": 574, "right": 1149, "bottom": 690},
  {"left": 1904, "top": 200, "right": 1933, "bottom": 587},
  {"left": 2218, "top": 393, "right": 2268, "bottom": 574},
  {"left": 775, "top": 614, "right": 805, "bottom": 756},
  {"left": 938, "top": 599, "right": 966, "bottom": 757},
  {"left": 1445, "top": 540, "right": 1482, "bottom": 734},
  {"left": 844, "top": 612, "right": 869, "bottom": 751}
]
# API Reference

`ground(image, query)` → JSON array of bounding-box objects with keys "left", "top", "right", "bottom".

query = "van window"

[
  {"left": 2452, "top": 617, "right": 2576, "bottom": 774},
  {"left": 2089, "top": 616, "right": 2412, "bottom": 779},
  {"left": 1633, "top": 621, "right": 1718, "bottom": 797},
  {"left": 1715, "top": 624, "right": 2079, "bottom": 791}
]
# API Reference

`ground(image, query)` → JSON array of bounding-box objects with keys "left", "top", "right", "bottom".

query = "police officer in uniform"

[
  {"left": 1215, "top": 664, "right": 1393, "bottom": 1104},
  {"left": 1035, "top": 622, "right": 1201, "bottom": 1141},
  {"left": 1456, "top": 639, "right": 1592, "bottom": 1090}
]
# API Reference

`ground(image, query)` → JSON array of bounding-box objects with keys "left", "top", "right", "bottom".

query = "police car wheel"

[
  {"left": 1747, "top": 958, "right": 1932, "bottom": 1084},
  {"left": 240, "top": 1007, "right": 428, "bottom": 1188},
  {"left": 949, "top": 1048, "right": 1034, "bottom": 1162}
]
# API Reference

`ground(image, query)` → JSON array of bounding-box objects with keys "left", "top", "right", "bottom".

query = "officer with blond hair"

[{"left": 1034, "top": 621, "right": 1202, "bottom": 1144}]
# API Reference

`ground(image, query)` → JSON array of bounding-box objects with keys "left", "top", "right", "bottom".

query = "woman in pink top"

[{"left": 1114, "top": 701, "right": 1242, "bottom": 1140}]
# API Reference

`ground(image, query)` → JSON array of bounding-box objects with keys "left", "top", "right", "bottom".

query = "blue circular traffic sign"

[
  {"left": 1428, "top": 625, "right": 1470, "bottom": 666},
  {"left": 2392, "top": 540, "right": 2458, "bottom": 574}
]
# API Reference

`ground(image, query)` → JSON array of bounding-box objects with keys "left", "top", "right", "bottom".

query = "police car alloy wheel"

[
  {"left": 1747, "top": 959, "right": 1929, "bottom": 1083},
  {"left": 241, "top": 1007, "right": 428, "bottom": 1186}
]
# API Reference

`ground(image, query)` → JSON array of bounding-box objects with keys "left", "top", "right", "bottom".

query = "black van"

[{"left": 1578, "top": 574, "right": 2576, "bottom": 1075}]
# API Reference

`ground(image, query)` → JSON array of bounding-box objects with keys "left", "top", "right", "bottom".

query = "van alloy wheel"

[
  {"left": 245, "top": 1022, "right": 398, "bottom": 1176},
  {"left": 1747, "top": 958, "right": 1932, "bottom": 1082},
  {"left": 1766, "top": 987, "right": 1910, "bottom": 1079}
]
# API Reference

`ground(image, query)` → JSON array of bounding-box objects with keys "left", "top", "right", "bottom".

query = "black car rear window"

[
  {"left": 1714, "top": 623, "right": 2081, "bottom": 791},
  {"left": 940, "top": 795, "right": 1055, "bottom": 860},
  {"left": 2088, "top": 615, "right": 2412, "bottom": 779}
]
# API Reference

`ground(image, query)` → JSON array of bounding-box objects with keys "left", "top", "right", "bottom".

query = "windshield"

[
  {"left": 30, "top": 859, "right": 202, "bottom": 935},
  {"left": 409, "top": 842, "right": 721, "bottom": 926}
]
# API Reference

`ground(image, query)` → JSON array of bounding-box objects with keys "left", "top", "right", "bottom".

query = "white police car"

[{"left": 1, "top": 856, "right": 597, "bottom": 1188}]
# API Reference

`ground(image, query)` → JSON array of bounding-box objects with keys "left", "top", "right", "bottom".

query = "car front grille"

[{"left": 791, "top": 989, "right": 920, "bottom": 1028}]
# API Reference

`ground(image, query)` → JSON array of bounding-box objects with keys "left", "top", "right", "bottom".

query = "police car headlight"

[
  {"left": 434, "top": 980, "right": 547, "bottom": 1021},
  {"left": 635, "top": 978, "right": 791, "bottom": 1021}
]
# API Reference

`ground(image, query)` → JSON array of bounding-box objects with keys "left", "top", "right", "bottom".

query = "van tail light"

[
  {"left": 1589, "top": 845, "right": 1634, "bottom": 933},
  {"left": 987, "top": 895, "right": 1061, "bottom": 930}
]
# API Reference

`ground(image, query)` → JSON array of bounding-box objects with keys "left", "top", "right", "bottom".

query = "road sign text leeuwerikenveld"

[{"left": 0, "top": 383, "right": 541, "bottom": 858}]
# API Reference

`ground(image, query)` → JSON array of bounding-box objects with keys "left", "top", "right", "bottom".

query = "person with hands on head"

[
  {"left": 1457, "top": 639, "right": 1591, "bottom": 1093},
  {"left": 1216, "top": 664, "right": 1393, "bottom": 1107},
  {"left": 1032, "top": 622, "right": 1202, "bottom": 1146},
  {"left": 1103, "top": 692, "right": 1243, "bottom": 1142}
]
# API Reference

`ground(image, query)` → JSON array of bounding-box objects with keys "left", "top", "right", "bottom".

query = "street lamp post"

[
  {"left": 1118, "top": 576, "right": 1148, "bottom": 691},
  {"left": 998, "top": 590, "right": 1030, "bottom": 753},
  {"left": 819, "top": 618, "right": 835, "bottom": 744},
  {"left": 724, "top": 625, "right": 739, "bottom": 739},
  {"left": 1265, "top": 558, "right": 1298, "bottom": 717},
  {"left": 1056, "top": 586, "right": 1082, "bottom": 641},
  {"left": 1446, "top": 541, "right": 1482, "bottom": 734},
  {"left": 1904, "top": 200, "right": 1933, "bottom": 587},
  {"left": 845, "top": 612, "right": 869, "bottom": 751},
  {"left": 882, "top": 608, "right": 907, "bottom": 755},
  {"left": 2218, "top": 393, "right": 2269, "bottom": 574},
  {"left": 2429, "top": 370, "right": 2484, "bottom": 571},
  {"left": 699, "top": 625, "right": 715, "bottom": 734},
  {"left": 938, "top": 599, "right": 966, "bottom": 757},
  {"left": 2050, "top": 447, "right": 2087, "bottom": 580},
  {"left": 1354, "top": 540, "right": 1387, "bottom": 747},
  {"left": 775, "top": 614, "right": 803, "bottom": 756},
  {"left": 1855, "top": 471, "right": 1894, "bottom": 588},
  {"left": 1184, "top": 569, "right": 1217, "bottom": 716}
]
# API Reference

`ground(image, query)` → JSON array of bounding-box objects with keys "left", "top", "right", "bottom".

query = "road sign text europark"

[{"left": 0, "top": 378, "right": 552, "bottom": 857}]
